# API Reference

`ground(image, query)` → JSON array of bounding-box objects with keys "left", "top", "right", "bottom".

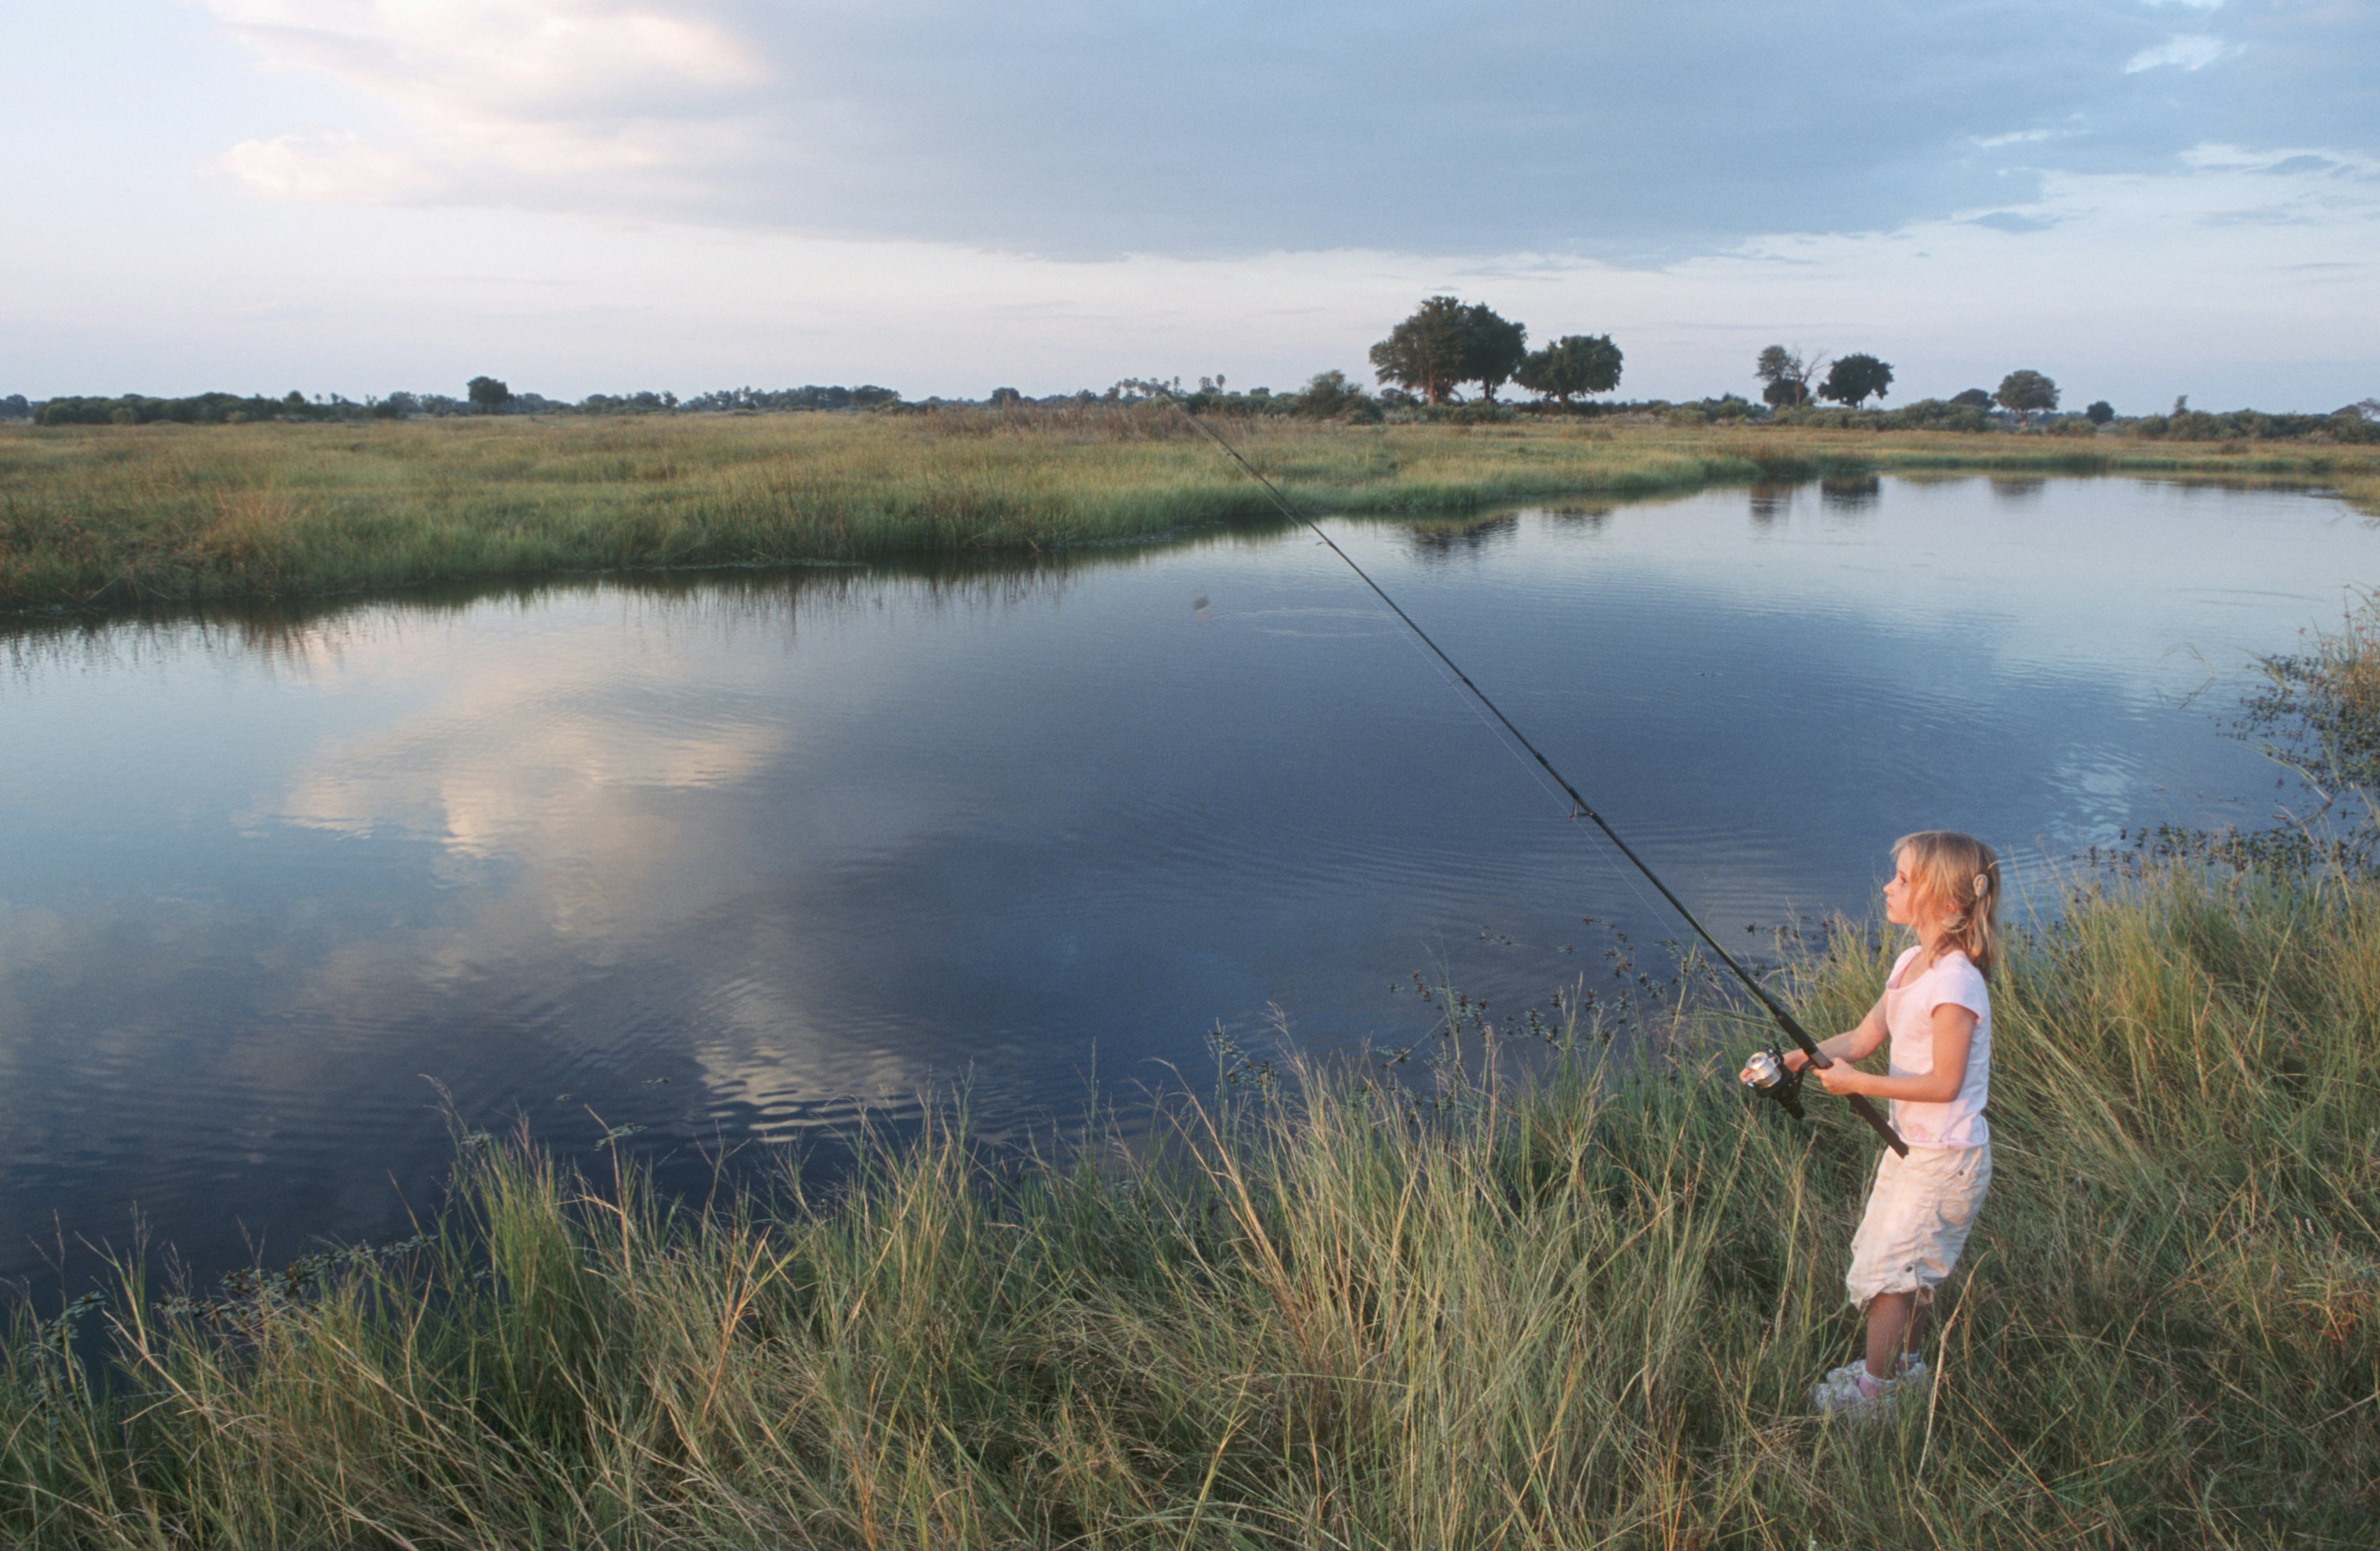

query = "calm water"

[{"left": 4, "top": 476, "right": 2373, "bottom": 1292}]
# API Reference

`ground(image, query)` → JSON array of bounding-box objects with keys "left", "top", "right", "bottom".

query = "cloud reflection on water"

[{"left": 4, "top": 479, "right": 2376, "bottom": 1291}]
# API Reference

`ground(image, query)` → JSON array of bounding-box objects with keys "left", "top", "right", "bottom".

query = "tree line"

[
  {"left": 1751, "top": 347, "right": 2078, "bottom": 423},
  {"left": 7, "top": 306, "right": 2373, "bottom": 441},
  {"left": 14, "top": 381, "right": 905, "bottom": 426}
]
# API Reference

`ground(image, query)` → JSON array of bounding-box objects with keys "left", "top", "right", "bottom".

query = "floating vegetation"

[{"left": 2131, "top": 587, "right": 2380, "bottom": 877}]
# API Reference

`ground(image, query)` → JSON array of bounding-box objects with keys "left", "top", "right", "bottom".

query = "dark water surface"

[{"left": 4, "top": 477, "right": 2374, "bottom": 1292}]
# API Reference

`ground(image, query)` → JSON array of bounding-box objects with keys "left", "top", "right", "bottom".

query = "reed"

[
  {"left": 5, "top": 860, "right": 2374, "bottom": 1548},
  {"left": 6, "top": 414, "right": 2378, "bottom": 612}
]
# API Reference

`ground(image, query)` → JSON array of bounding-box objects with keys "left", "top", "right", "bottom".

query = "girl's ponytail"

[{"left": 1893, "top": 830, "right": 2002, "bottom": 976}]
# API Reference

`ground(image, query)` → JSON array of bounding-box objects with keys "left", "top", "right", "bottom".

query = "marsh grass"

[
  {"left": 4, "top": 864, "right": 2375, "bottom": 1548},
  {"left": 6, "top": 414, "right": 2378, "bottom": 612}
]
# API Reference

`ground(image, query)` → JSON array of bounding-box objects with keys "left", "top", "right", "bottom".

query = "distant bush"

[
  {"left": 578, "top": 391, "right": 679, "bottom": 415},
  {"left": 32, "top": 392, "right": 338, "bottom": 426},
  {"left": 679, "top": 385, "right": 901, "bottom": 413},
  {"left": 1295, "top": 370, "right": 1380, "bottom": 422},
  {"left": 0, "top": 393, "right": 29, "bottom": 422},
  {"left": 2132, "top": 407, "right": 2379, "bottom": 444},
  {"left": 1879, "top": 399, "right": 1993, "bottom": 433},
  {"left": 1768, "top": 405, "right": 1872, "bottom": 431}
]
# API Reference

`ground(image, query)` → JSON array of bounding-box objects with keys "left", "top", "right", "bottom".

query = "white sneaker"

[
  {"left": 1812, "top": 1364, "right": 1908, "bottom": 1419},
  {"left": 1822, "top": 1353, "right": 1923, "bottom": 1388}
]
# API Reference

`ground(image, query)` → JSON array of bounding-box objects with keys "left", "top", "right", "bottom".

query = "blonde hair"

[{"left": 1895, "top": 830, "right": 2001, "bottom": 976}]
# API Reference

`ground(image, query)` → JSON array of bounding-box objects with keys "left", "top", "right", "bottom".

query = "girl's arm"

[
  {"left": 1814, "top": 1004, "right": 1975, "bottom": 1103},
  {"left": 1782, "top": 993, "right": 1889, "bottom": 1071}
]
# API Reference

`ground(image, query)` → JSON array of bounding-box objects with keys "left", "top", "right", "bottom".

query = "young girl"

[{"left": 1770, "top": 829, "right": 1999, "bottom": 1418}]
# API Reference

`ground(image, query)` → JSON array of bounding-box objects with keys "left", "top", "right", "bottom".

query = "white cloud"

[
  {"left": 189, "top": 1, "right": 2361, "bottom": 260},
  {"left": 2125, "top": 33, "right": 2228, "bottom": 72},
  {"left": 206, "top": 0, "right": 769, "bottom": 204},
  {"left": 222, "top": 131, "right": 446, "bottom": 203},
  {"left": 206, "top": 1, "right": 765, "bottom": 112}
]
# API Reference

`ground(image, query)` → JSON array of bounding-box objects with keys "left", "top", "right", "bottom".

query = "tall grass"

[
  {"left": 6, "top": 863, "right": 2374, "bottom": 1547},
  {"left": 6, "top": 414, "right": 2377, "bottom": 611}
]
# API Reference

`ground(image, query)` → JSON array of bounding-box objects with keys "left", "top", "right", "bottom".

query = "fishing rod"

[{"left": 1165, "top": 395, "right": 1906, "bottom": 1157}]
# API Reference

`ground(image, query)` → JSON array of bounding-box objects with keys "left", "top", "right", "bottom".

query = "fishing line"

[
  {"left": 1372, "top": 591, "right": 1680, "bottom": 934},
  {"left": 1167, "top": 396, "right": 1906, "bottom": 1156}
]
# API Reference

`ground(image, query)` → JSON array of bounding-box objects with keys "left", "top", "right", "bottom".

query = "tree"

[
  {"left": 467, "top": 376, "right": 511, "bottom": 413},
  {"left": 1950, "top": 388, "right": 1993, "bottom": 410},
  {"left": 1754, "top": 345, "right": 1823, "bottom": 409},
  {"left": 1461, "top": 304, "right": 1528, "bottom": 402},
  {"left": 2086, "top": 400, "right": 2115, "bottom": 425},
  {"left": 1370, "top": 297, "right": 1527, "bottom": 404},
  {"left": 1370, "top": 296, "right": 1470, "bottom": 404},
  {"left": 1515, "top": 334, "right": 1624, "bottom": 405},
  {"left": 1817, "top": 353, "right": 1895, "bottom": 409},
  {"left": 1995, "top": 369, "right": 2058, "bottom": 425}
]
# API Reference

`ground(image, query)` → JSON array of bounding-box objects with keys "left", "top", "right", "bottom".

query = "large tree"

[
  {"left": 466, "top": 376, "right": 512, "bottom": 413},
  {"left": 1818, "top": 353, "right": 1894, "bottom": 409},
  {"left": 1370, "top": 296, "right": 1469, "bottom": 404},
  {"left": 1461, "top": 303, "right": 1528, "bottom": 402},
  {"left": 1370, "top": 297, "right": 1528, "bottom": 404},
  {"left": 1995, "top": 369, "right": 2059, "bottom": 425},
  {"left": 1516, "top": 334, "right": 1624, "bottom": 405},
  {"left": 1754, "top": 345, "right": 1823, "bottom": 409}
]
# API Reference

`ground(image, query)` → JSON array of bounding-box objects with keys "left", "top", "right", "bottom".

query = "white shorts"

[{"left": 1844, "top": 1142, "right": 1991, "bottom": 1310}]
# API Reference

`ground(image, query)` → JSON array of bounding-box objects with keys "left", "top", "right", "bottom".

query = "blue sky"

[{"left": 4, "top": 1, "right": 2375, "bottom": 408}]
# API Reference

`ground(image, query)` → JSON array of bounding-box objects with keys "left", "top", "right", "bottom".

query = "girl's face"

[{"left": 1882, "top": 849, "right": 1932, "bottom": 932}]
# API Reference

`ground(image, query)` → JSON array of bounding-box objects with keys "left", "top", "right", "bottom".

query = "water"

[{"left": 3, "top": 476, "right": 2371, "bottom": 1293}]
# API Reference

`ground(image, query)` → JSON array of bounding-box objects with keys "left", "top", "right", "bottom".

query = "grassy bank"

[
  {"left": 6, "top": 413, "right": 2378, "bottom": 612},
  {"left": 7, "top": 864, "right": 2375, "bottom": 1548}
]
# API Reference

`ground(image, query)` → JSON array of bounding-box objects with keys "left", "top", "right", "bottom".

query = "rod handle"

[
  {"left": 1846, "top": 1094, "right": 1909, "bottom": 1157},
  {"left": 1792, "top": 1027, "right": 1911, "bottom": 1157}
]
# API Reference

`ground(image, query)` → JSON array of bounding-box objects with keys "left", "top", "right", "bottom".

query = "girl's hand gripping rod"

[
  {"left": 1736, "top": 988, "right": 1906, "bottom": 1157},
  {"left": 1164, "top": 393, "right": 1907, "bottom": 1158}
]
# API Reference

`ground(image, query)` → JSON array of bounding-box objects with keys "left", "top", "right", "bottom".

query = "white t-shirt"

[{"left": 1882, "top": 945, "right": 1991, "bottom": 1148}]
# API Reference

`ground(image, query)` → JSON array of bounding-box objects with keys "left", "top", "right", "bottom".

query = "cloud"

[
  {"left": 208, "top": 0, "right": 769, "bottom": 205},
  {"left": 2126, "top": 33, "right": 2228, "bottom": 72},
  {"left": 193, "top": 1, "right": 2380, "bottom": 262},
  {"left": 222, "top": 132, "right": 446, "bottom": 203},
  {"left": 207, "top": 1, "right": 765, "bottom": 114},
  {"left": 1965, "top": 211, "right": 2061, "bottom": 234}
]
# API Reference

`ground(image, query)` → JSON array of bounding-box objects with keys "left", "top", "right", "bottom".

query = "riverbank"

[
  {"left": 6, "top": 861, "right": 2374, "bottom": 1547},
  {"left": 6, "top": 413, "right": 2378, "bottom": 612}
]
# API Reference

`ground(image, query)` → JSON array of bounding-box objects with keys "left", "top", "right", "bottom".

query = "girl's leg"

[{"left": 1864, "top": 1292, "right": 1922, "bottom": 1380}]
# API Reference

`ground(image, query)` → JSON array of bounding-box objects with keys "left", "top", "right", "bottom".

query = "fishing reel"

[{"left": 1739, "top": 1044, "right": 1807, "bottom": 1120}]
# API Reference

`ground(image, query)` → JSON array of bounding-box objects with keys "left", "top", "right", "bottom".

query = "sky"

[{"left": 4, "top": 1, "right": 2376, "bottom": 409}]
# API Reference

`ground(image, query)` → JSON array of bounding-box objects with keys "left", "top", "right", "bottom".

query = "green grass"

[
  {"left": 6, "top": 862, "right": 2375, "bottom": 1548},
  {"left": 6, "top": 412, "right": 2378, "bottom": 612}
]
